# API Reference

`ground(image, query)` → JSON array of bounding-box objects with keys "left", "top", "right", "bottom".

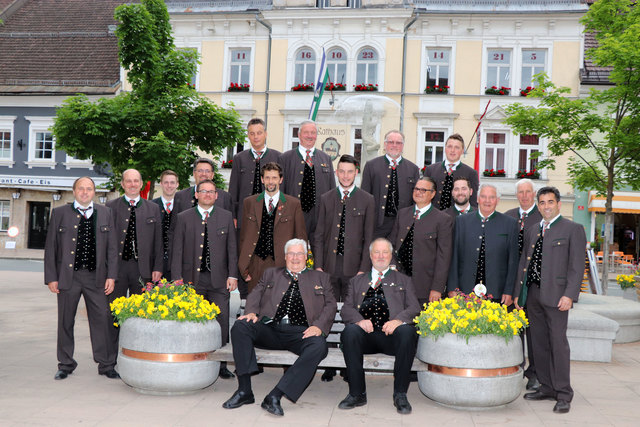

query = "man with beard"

[
  {"left": 445, "top": 176, "right": 476, "bottom": 217},
  {"left": 173, "top": 158, "right": 233, "bottom": 214}
]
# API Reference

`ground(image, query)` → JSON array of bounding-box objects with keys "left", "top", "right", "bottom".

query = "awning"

[{"left": 588, "top": 191, "right": 640, "bottom": 214}]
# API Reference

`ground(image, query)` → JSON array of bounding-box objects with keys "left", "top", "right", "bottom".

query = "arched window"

[
  {"left": 294, "top": 47, "right": 316, "bottom": 86},
  {"left": 327, "top": 47, "right": 347, "bottom": 85},
  {"left": 356, "top": 47, "right": 378, "bottom": 85}
]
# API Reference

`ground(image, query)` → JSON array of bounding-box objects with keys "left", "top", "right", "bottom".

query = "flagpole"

[{"left": 465, "top": 100, "right": 491, "bottom": 178}]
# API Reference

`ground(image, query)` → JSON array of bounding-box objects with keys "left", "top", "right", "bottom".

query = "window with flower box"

[
  {"left": 294, "top": 47, "right": 316, "bottom": 86},
  {"left": 0, "top": 130, "right": 11, "bottom": 160},
  {"left": 356, "top": 47, "right": 378, "bottom": 86},
  {"left": 518, "top": 134, "right": 540, "bottom": 176},
  {"left": 327, "top": 47, "right": 347, "bottom": 86},
  {"left": 425, "top": 48, "right": 450, "bottom": 94},
  {"left": 230, "top": 48, "right": 251, "bottom": 88},
  {"left": 521, "top": 50, "right": 546, "bottom": 90},
  {"left": 484, "top": 132, "right": 506, "bottom": 172},
  {"left": 486, "top": 50, "right": 511, "bottom": 92},
  {"left": 423, "top": 130, "right": 446, "bottom": 168}
]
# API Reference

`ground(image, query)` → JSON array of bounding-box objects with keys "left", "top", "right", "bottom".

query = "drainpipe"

[
  {"left": 254, "top": 14, "right": 272, "bottom": 127},
  {"left": 400, "top": 12, "right": 420, "bottom": 132}
]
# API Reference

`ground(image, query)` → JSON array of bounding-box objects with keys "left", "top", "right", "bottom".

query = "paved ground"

[{"left": 1, "top": 260, "right": 640, "bottom": 426}]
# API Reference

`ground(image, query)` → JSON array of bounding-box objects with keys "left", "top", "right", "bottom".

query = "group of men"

[{"left": 44, "top": 118, "right": 586, "bottom": 416}]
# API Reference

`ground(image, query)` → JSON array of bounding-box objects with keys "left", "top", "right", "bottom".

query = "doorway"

[{"left": 28, "top": 202, "right": 50, "bottom": 249}]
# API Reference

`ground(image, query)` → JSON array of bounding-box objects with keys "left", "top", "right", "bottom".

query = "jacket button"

[
  {"left": 200, "top": 244, "right": 203, "bottom": 248},
  {"left": 197, "top": 268, "right": 200, "bottom": 272},
  {"left": 74, "top": 225, "right": 77, "bottom": 229},
  {"left": 72, "top": 238, "right": 75, "bottom": 241},
  {"left": 70, "top": 251, "right": 74, "bottom": 254},
  {"left": 119, "top": 253, "right": 122, "bottom": 256},
  {"left": 69, "top": 264, "right": 73, "bottom": 267},
  {"left": 201, "top": 233, "right": 205, "bottom": 236},
  {"left": 125, "top": 219, "right": 129, "bottom": 222},
  {"left": 121, "top": 241, "right": 124, "bottom": 244}
]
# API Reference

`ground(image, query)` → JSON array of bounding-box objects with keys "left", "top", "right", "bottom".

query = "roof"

[
  {"left": 580, "top": 0, "right": 613, "bottom": 85},
  {"left": 0, "top": 0, "right": 123, "bottom": 95}
]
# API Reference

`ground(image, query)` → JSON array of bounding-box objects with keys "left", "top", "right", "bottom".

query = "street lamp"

[
  {"left": 11, "top": 191, "right": 20, "bottom": 199},
  {"left": 52, "top": 192, "right": 62, "bottom": 201}
]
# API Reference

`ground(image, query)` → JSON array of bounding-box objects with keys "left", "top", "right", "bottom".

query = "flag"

[
  {"left": 471, "top": 100, "right": 491, "bottom": 178},
  {"left": 308, "top": 48, "right": 329, "bottom": 121}
]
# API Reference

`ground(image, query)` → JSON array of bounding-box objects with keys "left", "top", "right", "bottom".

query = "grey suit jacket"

[
  {"left": 361, "top": 156, "right": 420, "bottom": 227},
  {"left": 44, "top": 204, "right": 118, "bottom": 289},
  {"left": 447, "top": 211, "right": 519, "bottom": 298},
  {"left": 173, "top": 186, "right": 233, "bottom": 215},
  {"left": 228, "top": 147, "right": 281, "bottom": 224},
  {"left": 106, "top": 197, "right": 163, "bottom": 277},
  {"left": 445, "top": 205, "right": 476, "bottom": 217},
  {"left": 171, "top": 206, "right": 238, "bottom": 287},
  {"left": 504, "top": 206, "right": 543, "bottom": 231},
  {"left": 313, "top": 187, "right": 375, "bottom": 277},
  {"left": 423, "top": 161, "right": 479, "bottom": 209},
  {"left": 245, "top": 268, "right": 337, "bottom": 336},
  {"left": 389, "top": 205, "right": 454, "bottom": 298},
  {"left": 514, "top": 216, "right": 587, "bottom": 307},
  {"left": 341, "top": 270, "right": 420, "bottom": 325}
]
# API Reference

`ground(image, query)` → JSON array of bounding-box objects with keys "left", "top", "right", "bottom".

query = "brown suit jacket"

[
  {"left": 106, "top": 197, "right": 163, "bottom": 277},
  {"left": 312, "top": 187, "right": 375, "bottom": 277},
  {"left": 228, "top": 147, "right": 281, "bottom": 224},
  {"left": 423, "top": 161, "right": 479, "bottom": 209},
  {"left": 173, "top": 186, "right": 233, "bottom": 215},
  {"left": 389, "top": 205, "right": 454, "bottom": 299},
  {"left": 361, "top": 155, "right": 420, "bottom": 227},
  {"left": 515, "top": 216, "right": 587, "bottom": 307},
  {"left": 504, "top": 206, "right": 543, "bottom": 232},
  {"left": 246, "top": 268, "right": 337, "bottom": 335},
  {"left": 44, "top": 203, "right": 118, "bottom": 289},
  {"left": 171, "top": 206, "right": 238, "bottom": 287},
  {"left": 341, "top": 270, "right": 420, "bottom": 325},
  {"left": 238, "top": 192, "right": 307, "bottom": 277}
]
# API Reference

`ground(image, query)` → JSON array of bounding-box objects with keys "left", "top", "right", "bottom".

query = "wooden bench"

[{"left": 207, "top": 301, "right": 428, "bottom": 372}]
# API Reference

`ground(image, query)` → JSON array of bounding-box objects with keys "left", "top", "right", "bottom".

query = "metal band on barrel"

[
  {"left": 121, "top": 348, "right": 211, "bottom": 362},
  {"left": 427, "top": 363, "right": 519, "bottom": 377}
]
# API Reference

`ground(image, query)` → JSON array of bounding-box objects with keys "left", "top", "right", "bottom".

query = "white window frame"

[
  {"left": 327, "top": 47, "right": 348, "bottom": 86},
  {"left": 517, "top": 134, "right": 545, "bottom": 175},
  {"left": 228, "top": 47, "right": 252, "bottom": 88},
  {"left": 63, "top": 154, "right": 93, "bottom": 170},
  {"left": 423, "top": 47, "right": 453, "bottom": 93},
  {"left": 0, "top": 116, "right": 16, "bottom": 167},
  {"left": 520, "top": 49, "right": 548, "bottom": 91},
  {"left": 483, "top": 132, "right": 508, "bottom": 172},
  {"left": 351, "top": 127, "right": 362, "bottom": 165},
  {"left": 25, "top": 116, "right": 56, "bottom": 169},
  {"left": 0, "top": 200, "right": 10, "bottom": 231},
  {"left": 485, "top": 49, "right": 512, "bottom": 92},
  {"left": 176, "top": 45, "right": 201, "bottom": 90},
  {"left": 482, "top": 43, "right": 554, "bottom": 95},
  {"left": 421, "top": 129, "right": 449, "bottom": 169},
  {"left": 293, "top": 46, "right": 317, "bottom": 87},
  {"left": 355, "top": 46, "right": 379, "bottom": 86}
]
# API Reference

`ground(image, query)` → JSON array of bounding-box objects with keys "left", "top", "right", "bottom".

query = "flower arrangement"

[
  {"left": 483, "top": 169, "right": 506, "bottom": 177},
  {"left": 354, "top": 83, "right": 378, "bottom": 92},
  {"left": 616, "top": 274, "right": 637, "bottom": 290},
  {"left": 227, "top": 83, "right": 250, "bottom": 92},
  {"left": 516, "top": 169, "right": 540, "bottom": 179},
  {"left": 485, "top": 86, "right": 510, "bottom": 96},
  {"left": 110, "top": 279, "right": 220, "bottom": 326},
  {"left": 325, "top": 82, "right": 346, "bottom": 91},
  {"left": 425, "top": 85, "right": 449, "bottom": 94},
  {"left": 291, "top": 83, "right": 314, "bottom": 91},
  {"left": 519, "top": 86, "right": 538, "bottom": 97},
  {"left": 221, "top": 159, "right": 233, "bottom": 169},
  {"left": 414, "top": 291, "right": 528, "bottom": 343},
  {"left": 306, "top": 248, "right": 314, "bottom": 269}
]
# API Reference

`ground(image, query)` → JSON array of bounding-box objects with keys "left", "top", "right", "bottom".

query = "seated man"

[
  {"left": 222, "top": 238, "right": 337, "bottom": 416},
  {"left": 339, "top": 238, "right": 421, "bottom": 414}
]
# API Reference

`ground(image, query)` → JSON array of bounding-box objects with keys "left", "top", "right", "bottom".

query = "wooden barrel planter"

[
  {"left": 417, "top": 333, "right": 523, "bottom": 409},
  {"left": 117, "top": 318, "right": 221, "bottom": 395}
]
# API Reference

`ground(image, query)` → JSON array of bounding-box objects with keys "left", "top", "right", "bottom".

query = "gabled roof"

[
  {"left": 0, "top": 0, "right": 123, "bottom": 95},
  {"left": 580, "top": 0, "right": 613, "bottom": 85}
]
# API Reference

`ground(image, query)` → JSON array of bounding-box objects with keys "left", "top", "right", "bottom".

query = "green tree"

[
  {"left": 52, "top": 0, "right": 245, "bottom": 196},
  {"left": 504, "top": 0, "right": 640, "bottom": 293}
]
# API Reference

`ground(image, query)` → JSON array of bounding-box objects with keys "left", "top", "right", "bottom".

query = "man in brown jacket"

[
  {"left": 44, "top": 177, "right": 119, "bottom": 380},
  {"left": 222, "top": 239, "right": 336, "bottom": 416},
  {"left": 238, "top": 162, "right": 307, "bottom": 293},
  {"left": 171, "top": 179, "right": 238, "bottom": 379}
]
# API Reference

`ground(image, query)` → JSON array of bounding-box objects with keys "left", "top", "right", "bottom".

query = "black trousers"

[
  {"left": 113, "top": 259, "right": 147, "bottom": 298},
  {"left": 195, "top": 273, "right": 230, "bottom": 346},
  {"left": 527, "top": 284, "right": 573, "bottom": 401},
  {"left": 341, "top": 323, "right": 417, "bottom": 395},
  {"left": 329, "top": 254, "right": 353, "bottom": 303},
  {"left": 521, "top": 305, "right": 537, "bottom": 379},
  {"left": 373, "top": 215, "right": 395, "bottom": 239},
  {"left": 230, "top": 320, "right": 328, "bottom": 402},
  {"left": 57, "top": 269, "right": 115, "bottom": 374}
]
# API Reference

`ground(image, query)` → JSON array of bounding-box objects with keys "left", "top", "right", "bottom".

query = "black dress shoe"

[
  {"left": 338, "top": 393, "right": 367, "bottom": 409},
  {"left": 553, "top": 399, "right": 571, "bottom": 414},
  {"left": 523, "top": 391, "right": 556, "bottom": 401},
  {"left": 321, "top": 368, "right": 336, "bottom": 382},
  {"left": 393, "top": 392, "right": 412, "bottom": 414},
  {"left": 261, "top": 395, "right": 284, "bottom": 416},
  {"left": 526, "top": 377, "right": 540, "bottom": 390},
  {"left": 222, "top": 390, "right": 255, "bottom": 409},
  {"left": 54, "top": 369, "right": 70, "bottom": 380},
  {"left": 219, "top": 366, "right": 236, "bottom": 379},
  {"left": 100, "top": 369, "right": 120, "bottom": 379}
]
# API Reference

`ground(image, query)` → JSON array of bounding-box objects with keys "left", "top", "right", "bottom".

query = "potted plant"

[
  {"left": 291, "top": 83, "right": 314, "bottom": 92},
  {"left": 485, "top": 86, "right": 510, "bottom": 96},
  {"left": 516, "top": 169, "right": 541, "bottom": 179},
  {"left": 520, "top": 86, "right": 535, "bottom": 97},
  {"left": 414, "top": 288, "right": 528, "bottom": 408},
  {"left": 424, "top": 85, "right": 449, "bottom": 94},
  {"left": 227, "top": 82, "right": 250, "bottom": 92},
  {"left": 483, "top": 169, "right": 506, "bottom": 177},
  {"left": 325, "top": 82, "right": 346, "bottom": 91},
  {"left": 617, "top": 273, "right": 638, "bottom": 301},
  {"left": 111, "top": 279, "right": 222, "bottom": 395},
  {"left": 221, "top": 159, "right": 233, "bottom": 169},
  {"left": 353, "top": 83, "right": 378, "bottom": 92}
]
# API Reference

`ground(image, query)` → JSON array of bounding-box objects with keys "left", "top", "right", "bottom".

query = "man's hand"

[
  {"left": 356, "top": 319, "right": 374, "bottom": 333},
  {"left": 47, "top": 281, "right": 59, "bottom": 294},
  {"left": 244, "top": 274, "right": 252, "bottom": 282},
  {"left": 448, "top": 290, "right": 458, "bottom": 298},
  {"left": 104, "top": 279, "right": 115, "bottom": 295},
  {"left": 233, "top": 218, "right": 238, "bottom": 228},
  {"left": 238, "top": 312, "right": 258, "bottom": 323},
  {"left": 429, "top": 290, "right": 442, "bottom": 303},
  {"left": 227, "top": 277, "right": 238, "bottom": 292},
  {"left": 315, "top": 267, "right": 323, "bottom": 272},
  {"left": 356, "top": 271, "right": 364, "bottom": 276},
  {"left": 382, "top": 319, "right": 403, "bottom": 336},
  {"left": 501, "top": 294, "right": 513, "bottom": 306},
  {"left": 558, "top": 296, "right": 573, "bottom": 311},
  {"left": 514, "top": 297, "right": 522, "bottom": 310},
  {"left": 151, "top": 271, "right": 162, "bottom": 282},
  {"left": 302, "top": 325, "right": 322, "bottom": 339}
]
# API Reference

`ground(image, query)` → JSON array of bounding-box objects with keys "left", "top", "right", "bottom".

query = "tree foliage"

[{"left": 52, "top": 0, "right": 245, "bottom": 194}]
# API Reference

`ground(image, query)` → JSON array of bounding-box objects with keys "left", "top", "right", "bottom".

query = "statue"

[{"left": 360, "top": 100, "right": 380, "bottom": 170}]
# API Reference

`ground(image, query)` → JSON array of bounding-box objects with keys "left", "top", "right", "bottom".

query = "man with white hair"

[
  {"left": 447, "top": 183, "right": 519, "bottom": 304},
  {"left": 222, "top": 239, "right": 336, "bottom": 417}
]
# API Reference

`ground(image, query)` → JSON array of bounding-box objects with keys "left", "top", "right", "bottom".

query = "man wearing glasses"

[
  {"left": 173, "top": 158, "right": 233, "bottom": 214},
  {"left": 389, "top": 177, "right": 453, "bottom": 306},
  {"left": 172, "top": 179, "right": 238, "bottom": 379},
  {"left": 361, "top": 130, "right": 420, "bottom": 239}
]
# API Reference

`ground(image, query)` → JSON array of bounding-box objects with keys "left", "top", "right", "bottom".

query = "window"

[
  {"left": 294, "top": 48, "right": 316, "bottom": 86},
  {"left": 425, "top": 48, "right": 450, "bottom": 89},
  {"left": 518, "top": 135, "right": 540, "bottom": 172},
  {"left": 0, "top": 131, "right": 10, "bottom": 159},
  {"left": 290, "top": 126, "right": 300, "bottom": 150},
  {"left": 423, "top": 130, "right": 446, "bottom": 168},
  {"left": 25, "top": 116, "right": 56, "bottom": 168},
  {"left": 35, "top": 132, "right": 54, "bottom": 159},
  {"left": 487, "top": 50, "right": 511, "bottom": 89},
  {"left": 230, "top": 48, "right": 251, "bottom": 86},
  {"left": 356, "top": 47, "right": 378, "bottom": 85},
  {"left": 0, "top": 115, "right": 16, "bottom": 165},
  {"left": 521, "top": 50, "right": 546, "bottom": 88},
  {"left": 0, "top": 200, "right": 9, "bottom": 231},
  {"left": 484, "top": 133, "right": 506, "bottom": 171},
  {"left": 352, "top": 128, "right": 362, "bottom": 165},
  {"left": 327, "top": 47, "right": 347, "bottom": 85}
]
